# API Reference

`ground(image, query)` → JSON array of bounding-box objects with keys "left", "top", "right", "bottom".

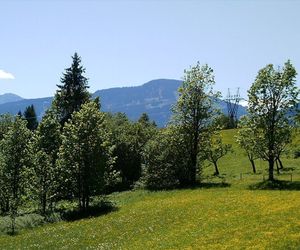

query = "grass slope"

[
  {"left": 0, "top": 189, "right": 299, "bottom": 249},
  {"left": 0, "top": 129, "right": 300, "bottom": 249}
]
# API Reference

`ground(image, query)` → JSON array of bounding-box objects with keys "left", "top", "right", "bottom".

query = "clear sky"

[{"left": 1, "top": 0, "right": 300, "bottom": 99}]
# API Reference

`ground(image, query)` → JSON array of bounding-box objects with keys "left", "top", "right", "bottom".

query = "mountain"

[
  {"left": 0, "top": 97, "right": 52, "bottom": 119},
  {"left": 0, "top": 93, "right": 23, "bottom": 105},
  {"left": 0, "top": 79, "right": 247, "bottom": 126},
  {"left": 93, "top": 79, "right": 182, "bottom": 126}
]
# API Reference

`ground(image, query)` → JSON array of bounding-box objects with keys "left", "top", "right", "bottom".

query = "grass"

[
  {"left": 0, "top": 188, "right": 299, "bottom": 249},
  {"left": 0, "top": 129, "right": 300, "bottom": 249}
]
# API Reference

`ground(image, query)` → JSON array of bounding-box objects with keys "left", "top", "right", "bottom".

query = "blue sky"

[{"left": 0, "top": 0, "right": 300, "bottom": 99}]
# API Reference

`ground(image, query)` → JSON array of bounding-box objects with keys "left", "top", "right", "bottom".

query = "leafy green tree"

[
  {"left": 247, "top": 60, "right": 299, "bottom": 181},
  {"left": 143, "top": 126, "right": 190, "bottom": 189},
  {"left": 32, "top": 109, "right": 61, "bottom": 214},
  {"left": 0, "top": 114, "right": 14, "bottom": 140},
  {"left": 54, "top": 52, "right": 91, "bottom": 125},
  {"left": 0, "top": 114, "right": 14, "bottom": 214},
  {"left": 0, "top": 117, "right": 32, "bottom": 234},
  {"left": 172, "top": 62, "right": 219, "bottom": 184},
  {"left": 57, "top": 101, "right": 115, "bottom": 211},
  {"left": 215, "top": 113, "right": 231, "bottom": 129},
  {"left": 24, "top": 104, "right": 38, "bottom": 131},
  {"left": 107, "top": 112, "right": 157, "bottom": 189},
  {"left": 236, "top": 116, "right": 262, "bottom": 174},
  {"left": 203, "top": 131, "right": 232, "bottom": 175}
]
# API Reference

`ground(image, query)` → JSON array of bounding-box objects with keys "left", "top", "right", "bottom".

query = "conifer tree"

[
  {"left": 54, "top": 52, "right": 91, "bottom": 125},
  {"left": 24, "top": 104, "right": 38, "bottom": 131}
]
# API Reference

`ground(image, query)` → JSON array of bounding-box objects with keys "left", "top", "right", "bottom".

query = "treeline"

[{"left": 0, "top": 53, "right": 299, "bottom": 234}]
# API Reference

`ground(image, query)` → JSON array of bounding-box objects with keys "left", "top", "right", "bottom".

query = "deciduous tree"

[
  {"left": 247, "top": 60, "right": 299, "bottom": 180},
  {"left": 0, "top": 117, "right": 32, "bottom": 234},
  {"left": 172, "top": 62, "right": 219, "bottom": 184},
  {"left": 57, "top": 101, "right": 115, "bottom": 211}
]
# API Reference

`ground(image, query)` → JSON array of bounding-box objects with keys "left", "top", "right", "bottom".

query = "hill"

[
  {"left": 0, "top": 79, "right": 247, "bottom": 126},
  {"left": 0, "top": 93, "right": 23, "bottom": 105}
]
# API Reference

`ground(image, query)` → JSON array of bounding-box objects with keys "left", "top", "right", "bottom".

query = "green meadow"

[{"left": 0, "top": 129, "right": 299, "bottom": 249}]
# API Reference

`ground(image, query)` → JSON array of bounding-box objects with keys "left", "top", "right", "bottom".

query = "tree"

[
  {"left": 236, "top": 116, "right": 260, "bottom": 174},
  {"left": 247, "top": 60, "right": 299, "bottom": 181},
  {"left": 54, "top": 52, "right": 91, "bottom": 125},
  {"left": 143, "top": 126, "right": 191, "bottom": 189},
  {"left": 107, "top": 112, "right": 157, "bottom": 189},
  {"left": 32, "top": 109, "right": 61, "bottom": 214},
  {"left": 0, "top": 114, "right": 14, "bottom": 140},
  {"left": 171, "top": 62, "right": 219, "bottom": 184},
  {"left": 0, "top": 117, "right": 32, "bottom": 234},
  {"left": 24, "top": 104, "right": 38, "bottom": 131},
  {"left": 203, "top": 131, "right": 232, "bottom": 175},
  {"left": 57, "top": 101, "right": 115, "bottom": 211}
]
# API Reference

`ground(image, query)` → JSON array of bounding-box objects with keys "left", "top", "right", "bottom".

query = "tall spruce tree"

[
  {"left": 24, "top": 104, "right": 38, "bottom": 131},
  {"left": 54, "top": 52, "right": 91, "bottom": 125}
]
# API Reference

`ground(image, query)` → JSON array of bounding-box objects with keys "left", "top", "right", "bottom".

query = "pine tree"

[
  {"left": 54, "top": 52, "right": 91, "bottom": 125},
  {"left": 24, "top": 104, "right": 38, "bottom": 131}
]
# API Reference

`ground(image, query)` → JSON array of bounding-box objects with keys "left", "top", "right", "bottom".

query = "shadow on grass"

[
  {"left": 249, "top": 180, "right": 300, "bottom": 191},
  {"left": 177, "top": 182, "right": 231, "bottom": 190},
  {"left": 61, "top": 200, "right": 118, "bottom": 222}
]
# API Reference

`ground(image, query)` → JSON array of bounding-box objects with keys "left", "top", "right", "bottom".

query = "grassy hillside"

[
  {"left": 0, "top": 188, "right": 299, "bottom": 249},
  {"left": 0, "top": 129, "right": 299, "bottom": 249}
]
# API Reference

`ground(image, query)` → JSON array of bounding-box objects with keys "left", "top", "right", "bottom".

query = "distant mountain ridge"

[
  {"left": 0, "top": 79, "right": 247, "bottom": 126},
  {"left": 0, "top": 93, "right": 23, "bottom": 105}
]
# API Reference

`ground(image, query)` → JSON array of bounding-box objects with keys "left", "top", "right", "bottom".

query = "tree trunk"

[
  {"left": 250, "top": 159, "right": 256, "bottom": 174},
  {"left": 190, "top": 150, "right": 197, "bottom": 185},
  {"left": 268, "top": 159, "right": 274, "bottom": 181},
  {"left": 277, "top": 157, "right": 284, "bottom": 169},
  {"left": 275, "top": 160, "right": 280, "bottom": 175},
  {"left": 213, "top": 162, "right": 220, "bottom": 175},
  {"left": 41, "top": 192, "right": 47, "bottom": 215}
]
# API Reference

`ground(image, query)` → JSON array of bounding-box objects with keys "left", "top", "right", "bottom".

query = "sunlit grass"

[{"left": 0, "top": 188, "right": 299, "bottom": 249}]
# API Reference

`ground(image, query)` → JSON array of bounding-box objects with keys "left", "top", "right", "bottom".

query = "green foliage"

[
  {"left": 172, "top": 62, "right": 219, "bottom": 184},
  {"left": 107, "top": 112, "right": 157, "bottom": 189},
  {"left": 54, "top": 52, "right": 91, "bottom": 125},
  {"left": 236, "top": 116, "right": 260, "bottom": 173},
  {"left": 203, "top": 131, "right": 232, "bottom": 175},
  {"left": 247, "top": 60, "right": 299, "bottom": 180},
  {"left": 215, "top": 113, "right": 232, "bottom": 129},
  {"left": 0, "top": 117, "right": 32, "bottom": 234},
  {"left": 57, "top": 101, "right": 116, "bottom": 210},
  {"left": 32, "top": 109, "right": 61, "bottom": 214},
  {"left": 23, "top": 104, "right": 38, "bottom": 131},
  {"left": 143, "top": 128, "right": 183, "bottom": 189},
  {"left": 0, "top": 114, "right": 14, "bottom": 141}
]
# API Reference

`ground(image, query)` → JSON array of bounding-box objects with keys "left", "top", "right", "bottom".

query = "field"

[{"left": 0, "top": 129, "right": 299, "bottom": 249}]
